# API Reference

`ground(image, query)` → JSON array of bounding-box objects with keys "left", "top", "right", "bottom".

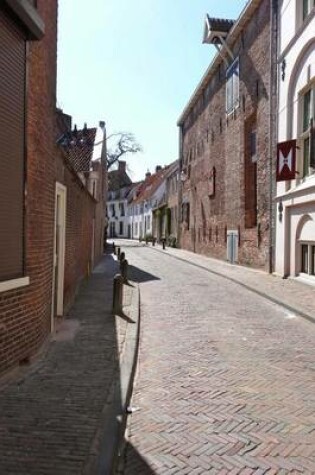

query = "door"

[{"left": 52, "top": 183, "right": 66, "bottom": 330}]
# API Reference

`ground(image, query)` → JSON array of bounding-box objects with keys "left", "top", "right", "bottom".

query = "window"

[
  {"left": 299, "top": 84, "right": 315, "bottom": 178},
  {"left": 119, "top": 202, "right": 125, "bottom": 216},
  {"left": 119, "top": 221, "right": 123, "bottom": 235},
  {"left": 244, "top": 118, "right": 257, "bottom": 228},
  {"left": 302, "top": 0, "right": 315, "bottom": 21},
  {"left": 111, "top": 204, "right": 116, "bottom": 217},
  {"left": 301, "top": 243, "right": 315, "bottom": 275},
  {"left": 0, "top": 10, "right": 27, "bottom": 282},
  {"left": 226, "top": 58, "right": 240, "bottom": 114}
]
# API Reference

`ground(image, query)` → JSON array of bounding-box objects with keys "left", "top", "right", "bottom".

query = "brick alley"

[{"left": 117, "top": 241, "right": 315, "bottom": 475}]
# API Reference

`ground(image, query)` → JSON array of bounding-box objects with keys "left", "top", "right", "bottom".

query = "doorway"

[{"left": 52, "top": 183, "right": 66, "bottom": 330}]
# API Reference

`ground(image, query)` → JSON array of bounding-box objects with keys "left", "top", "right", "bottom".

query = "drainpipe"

[
  {"left": 268, "top": 0, "right": 278, "bottom": 273},
  {"left": 177, "top": 125, "right": 184, "bottom": 248},
  {"left": 99, "top": 121, "right": 108, "bottom": 249}
]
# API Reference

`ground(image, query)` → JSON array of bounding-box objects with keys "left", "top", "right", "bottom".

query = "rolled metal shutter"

[{"left": 0, "top": 9, "right": 26, "bottom": 281}]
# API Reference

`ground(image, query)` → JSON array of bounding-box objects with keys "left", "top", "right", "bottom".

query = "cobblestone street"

[{"left": 118, "top": 242, "right": 315, "bottom": 475}]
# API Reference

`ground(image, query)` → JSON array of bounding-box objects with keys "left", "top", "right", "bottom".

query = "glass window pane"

[
  {"left": 303, "top": 90, "right": 311, "bottom": 132},
  {"left": 303, "top": 0, "right": 309, "bottom": 20},
  {"left": 303, "top": 137, "right": 310, "bottom": 177},
  {"left": 311, "top": 246, "right": 315, "bottom": 276},
  {"left": 301, "top": 244, "right": 309, "bottom": 273}
]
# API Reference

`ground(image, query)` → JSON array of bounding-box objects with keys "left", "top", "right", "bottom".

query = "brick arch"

[{"left": 287, "top": 38, "right": 315, "bottom": 139}]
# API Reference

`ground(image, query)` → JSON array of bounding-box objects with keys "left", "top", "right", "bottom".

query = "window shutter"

[{"left": 0, "top": 10, "right": 26, "bottom": 281}]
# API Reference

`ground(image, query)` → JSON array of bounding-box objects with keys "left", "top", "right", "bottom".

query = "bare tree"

[{"left": 107, "top": 132, "right": 141, "bottom": 170}]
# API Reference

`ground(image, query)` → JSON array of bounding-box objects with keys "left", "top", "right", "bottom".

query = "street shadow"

[
  {"left": 127, "top": 265, "right": 160, "bottom": 284},
  {"left": 116, "top": 442, "right": 156, "bottom": 474}
]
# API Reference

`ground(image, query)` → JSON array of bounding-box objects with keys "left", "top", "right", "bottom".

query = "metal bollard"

[
  {"left": 119, "top": 251, "right": 125, "bottom": 263},
  {"left": 152, "top": 238, "right": 156, "bottom": 246},
  {"left": 117, "top": 247, "right": 121, "bottom": 259},
  {"left": 112, "top": 274, "right": 123, "bottom": 314},
  {"left": 162, "top": 238, "right": 166, "bottom": 250},
  {"left": 120, "top": 258, "right": 129, "bottom": 284}
]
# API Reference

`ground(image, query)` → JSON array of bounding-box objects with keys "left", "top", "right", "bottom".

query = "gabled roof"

[
  {"left": 108, "top": 168, "right": 132, "bottom": 191},
  {"left": 203, "top": 16, "right": 234, "bottom": 44},
  {"left": 58, "top": 126, "right": 97, "bottom": 173},
  {"left": 132, "top": 167, "right": 170, "bottom": 205}
]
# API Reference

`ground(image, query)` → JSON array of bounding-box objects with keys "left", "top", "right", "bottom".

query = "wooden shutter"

[{"left": 0, "top": 9, "right": 26, "bottom": 281}]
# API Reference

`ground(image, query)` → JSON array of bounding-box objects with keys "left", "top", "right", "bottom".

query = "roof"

[
  {"left": 132, "top": 167, "right": 170, "bottom": 205},
  {"left": 59, "top": 126, "right": 97, "bottom": 173},
  {"left": 203, "top": 14, "right": 235, "bottom": 44},
  {"left": 108, "top": 169, "right": 132, "bottom": 191},
  {"left": 177, "top": 0, "right": 261, "bottom": 126}
]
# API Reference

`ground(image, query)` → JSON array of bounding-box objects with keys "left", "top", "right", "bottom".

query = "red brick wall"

[
  {"left": 0, "top": 0, "right": 58, "bottom": 375},
  {"left": 0, "top": 0, "right": 101, "bottom": 377},
  {"left": 55, "top": 153, "right": 96, "bottom": 313},
  {"left": 180, "top": 0, "right": 273, "bottom": 270}
]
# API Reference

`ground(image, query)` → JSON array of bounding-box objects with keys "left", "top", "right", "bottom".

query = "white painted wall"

[{"left": 275, "top": 1, "right": 315, "bottom": 279}]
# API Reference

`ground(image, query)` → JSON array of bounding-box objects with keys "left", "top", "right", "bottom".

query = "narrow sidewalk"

[
  {"left": 0, "top": 251, "right": 139, "bottom": 475},
  {"left": 149, "top": 243, "right": 315, "bottom": 323}
]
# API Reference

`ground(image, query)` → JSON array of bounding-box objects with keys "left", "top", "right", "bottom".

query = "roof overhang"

[{"left": 202, "top": 15, "right": 234, "bottom": 45}]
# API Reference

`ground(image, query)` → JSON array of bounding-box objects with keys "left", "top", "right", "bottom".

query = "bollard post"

[
  {"left": 162, "top": 238, "right": 166, "bottom": 250},
  {"left": 113, "top": 241, "right": 115, "bottom": 254},
  {"left": 120, "top": 258, "right": 128, "bottom": 284},
  {"left": 119, "top": 251, "right": 125, "bottom": 263},
  {"left": 112, "top": 274, "right": 123, "bottom": 314},
  {"left": 117, "top": 247, "right": 121, "bottom": 259},
  {"left": 152, "top": 238, "right": 156, "bottom": 247}
]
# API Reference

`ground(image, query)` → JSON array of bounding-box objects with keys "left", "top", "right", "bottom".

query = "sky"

[{"left": 57, "top": 0, "right": 247, "bottom": 182}]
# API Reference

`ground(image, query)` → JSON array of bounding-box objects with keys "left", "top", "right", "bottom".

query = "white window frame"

[
  {"left": 226, "top": 57, "right": 240, "bottom": 115},
  {"left": 300, "top": 241, "right": 315, "bottom": 276},
  {"left": 298, "top": 80, "right": 315, "bottom": 179}
]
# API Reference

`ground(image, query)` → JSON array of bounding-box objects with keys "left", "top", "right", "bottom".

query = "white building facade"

[
  {"left": 107, "top": 187, "right": 131, "bottom": 239},
  {"left": 275, "top": 0, "right": 315, "bottom": 282}
]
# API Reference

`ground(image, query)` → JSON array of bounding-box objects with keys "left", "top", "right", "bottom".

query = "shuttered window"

[{"left": 0, "top": 9, "right": 26, "bottom": 281}]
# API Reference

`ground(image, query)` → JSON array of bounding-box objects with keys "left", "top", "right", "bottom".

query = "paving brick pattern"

[
  {"left": 0, "top": 253, "right": 131, "bottom": 475},
  {"left": 119, "top": 243, "right": 315, "bottom": 475}
]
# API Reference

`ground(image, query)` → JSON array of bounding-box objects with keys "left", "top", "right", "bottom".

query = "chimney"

[
  {"left": 118, "top": 161, "right": 126, "bottom": 173},
  {"left": 155, "top": 165, "right": 162, "bottom": 173}
]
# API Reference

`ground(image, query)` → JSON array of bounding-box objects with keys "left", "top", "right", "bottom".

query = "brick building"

[
  {"left": 0, "top": 1, "right": 105, "bottom": 376},
  {"left": 177, "top": 0, "right": 277, "bottom": 271}
]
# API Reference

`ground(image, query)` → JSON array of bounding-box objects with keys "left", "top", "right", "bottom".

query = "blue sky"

[{"left": 57, "top": 0, "right": 247, "bottom": 181}]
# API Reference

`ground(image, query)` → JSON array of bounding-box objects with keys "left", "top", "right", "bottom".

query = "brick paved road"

[{"left": 118, "top": 242, "right": 315, "bottom": 475}]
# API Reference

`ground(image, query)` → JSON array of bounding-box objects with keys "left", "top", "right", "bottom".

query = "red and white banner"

[{"left": 276, "top": 140, "right": 296, "bottom": 181}]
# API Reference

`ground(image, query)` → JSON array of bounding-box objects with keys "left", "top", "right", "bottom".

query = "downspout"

[
  {"left": 177, "top": 125, "right": 184, "bottom": 248},
  {"left": 268, "top": 0, "right": 278, "bottom": 273},
  {"left": 100, "top": 121, "right": 108, "bottom": 250}
]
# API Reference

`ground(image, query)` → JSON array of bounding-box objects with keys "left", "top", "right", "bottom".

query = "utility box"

[{"left": 227, "top": 230, "right": 239, "bottom": 264}]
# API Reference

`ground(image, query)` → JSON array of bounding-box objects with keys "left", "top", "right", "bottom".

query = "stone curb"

[
  {"left": 150, "top": 246, "right": 315, "bottom": 326},
  {"left": 88, "top": 281, "right": 141, "bottom": 475}
]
